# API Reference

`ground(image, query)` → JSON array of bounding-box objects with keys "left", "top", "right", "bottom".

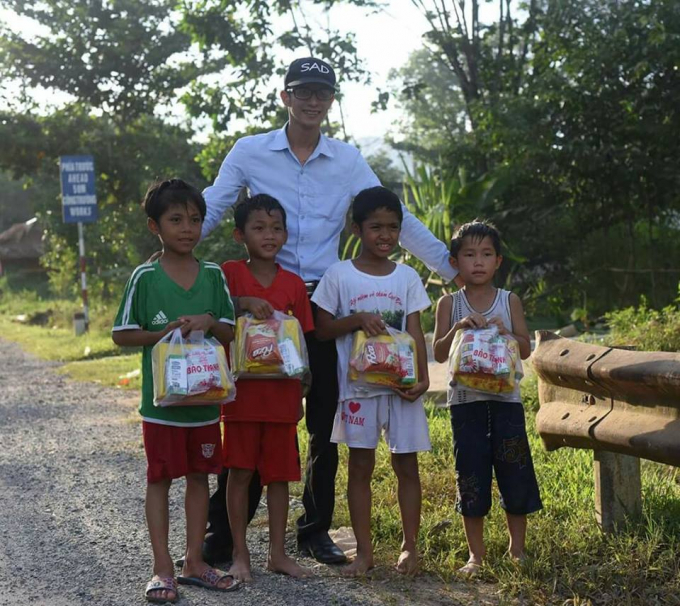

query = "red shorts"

[
  {"left": 142, "top": 421, "right": 222, "bottom": 484},
  {"left": 223, "top": 421, "right": 300, "bottom": 486}
]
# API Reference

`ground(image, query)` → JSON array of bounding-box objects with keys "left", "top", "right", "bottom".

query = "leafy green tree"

[
  {"left": 0, "top": 107, "right": 206, "bottom": 298},
  {"left": 393, "top": 0, "right": 680, "bottom": 317},
  {"left": 177, "top": 0, "right": 378, "bottom": 133},
  {"left": 0, "top": 171, "right": 34, "bottom": 231},
  {"left": 387, "top": 48, "right": 467, "bottom": 163},
  {"left": 0, "top": 0, "right": 381, "bottom": 300},
  {"left": 0, "top": 0, "right": 202, "bottom": 120}
]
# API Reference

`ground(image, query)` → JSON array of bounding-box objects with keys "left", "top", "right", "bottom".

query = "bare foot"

[
  {"left": 395, "top": 549, "right": 418, "bottom": 576},
  {"left": 341, "top": 553, "right": 374, "bottom": 577},
  {"left": 226, "top": 554, "right": 253, "bottom": 583},
  {"left": 267, "top": 553, "right": 313, "bottom": 578},
  {"left": 457, "top": 559, "right": 482, "bottom": 577},
  {"left": 507, "top": 550, "right": 527, "bottom": 563}
]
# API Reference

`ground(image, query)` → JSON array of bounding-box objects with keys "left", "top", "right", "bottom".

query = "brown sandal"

[
  {"left": 178, "top": 567, "right": 241, "bottom": 592},
  {"left": 145, "top": 575, "right": 179, "bottom": 603}
]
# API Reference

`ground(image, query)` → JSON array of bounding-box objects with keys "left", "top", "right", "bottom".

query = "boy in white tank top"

[{"left": 432, "top": 220, "right": 542, "bottom": 576}]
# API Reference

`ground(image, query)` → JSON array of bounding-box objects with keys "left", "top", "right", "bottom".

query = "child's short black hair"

[
  {"left": 352, "top": 186, "right": 403, "bottom": 226},
  {"left": 234, "top": 194, "right": 287, "bottom": 231},
  {"left": 143, "top": 178, "right": 206, "bottom": 223},
  {"left": 450, "top": 219, "right": 502, "bottom": 257}
]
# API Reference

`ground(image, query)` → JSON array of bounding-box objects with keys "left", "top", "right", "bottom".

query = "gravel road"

[{"left": 0, "top": 339, "right": 500, "bottom": 606}]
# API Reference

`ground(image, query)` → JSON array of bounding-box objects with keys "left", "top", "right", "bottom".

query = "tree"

[
  {"left": 0, "top": 106, "right": 207, "bottom": 297},
  {"left": 391, "top": 0, "right": 680, "bottom": 317},
  {"left": 0, "top": 171, "right": 34, "bottom": 231},
  {"left": 176, "top": 0, "right": 377, "bottom": 134},
  {"left": 387, "top": 49, "right": 468, "bottom": 163},
  {"left": 0, "top": 0, "right": 380, "bottom": 299},
  {"left": 0, "top": 0, "right": 203, "bottom": 121}
]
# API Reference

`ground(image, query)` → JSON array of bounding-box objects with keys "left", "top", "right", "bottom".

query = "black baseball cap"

[{"left": 284, "top": 57, "right": 337, "bottom": 91}]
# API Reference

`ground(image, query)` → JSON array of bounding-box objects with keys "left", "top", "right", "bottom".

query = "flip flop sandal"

[
  {"left": 178, "top": 567, "right": 241, "bottom": 592},
  {"left": 145, "top": 576, "right": 179, "bottom": 603}
]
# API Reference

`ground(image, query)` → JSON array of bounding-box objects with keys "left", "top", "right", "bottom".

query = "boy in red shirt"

[{"left": 221, "top": 194, "right": 314, "bottom": 582}]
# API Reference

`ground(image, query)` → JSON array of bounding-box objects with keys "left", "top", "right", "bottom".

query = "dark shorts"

[{"left": 450, "top": 401, "right": 542, "bottom": 517}]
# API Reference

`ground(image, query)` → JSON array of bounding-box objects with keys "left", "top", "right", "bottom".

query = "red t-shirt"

[{"left": 221, "top": 260, "right": 314, "bottom": 423}]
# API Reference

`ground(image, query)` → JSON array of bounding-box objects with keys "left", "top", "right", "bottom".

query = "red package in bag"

[
  {"left": 361, "top": 341, "right": 401, "bottom": 374},
  {"left": 244, "top": 321, "right": 283, "bottom": 365}
]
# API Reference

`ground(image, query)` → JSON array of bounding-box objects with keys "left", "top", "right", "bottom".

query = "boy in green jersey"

[{"left": 112, "top": 179, "right": 239, "bottom": 602}]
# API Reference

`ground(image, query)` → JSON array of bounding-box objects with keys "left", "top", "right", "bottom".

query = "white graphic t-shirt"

[{"left": 312, "top": 260, "right": 431, "bottom": 401}]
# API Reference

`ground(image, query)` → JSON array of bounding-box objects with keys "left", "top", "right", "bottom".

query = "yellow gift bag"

[
  {"left": 231, "top": 311, "right": 310, "bottom": 381},
  {"left": 152, "top": 329, "right": 236, "bottom": 406},
  {"left": 349, "top": 327, "right": 418, "bottom": 390}
]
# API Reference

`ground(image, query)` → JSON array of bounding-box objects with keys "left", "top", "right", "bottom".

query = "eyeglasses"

[{"left": 286, "top": 87, "right": 334, "bottom": 101}]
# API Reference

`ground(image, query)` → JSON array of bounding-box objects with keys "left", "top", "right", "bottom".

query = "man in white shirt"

[{"left": 200, "top": 57, "right": 460, "bottom": 565}]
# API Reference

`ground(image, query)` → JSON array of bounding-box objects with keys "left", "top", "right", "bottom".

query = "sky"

[{"left": 322, "top": 2, "right": 431, "bottom": 141}]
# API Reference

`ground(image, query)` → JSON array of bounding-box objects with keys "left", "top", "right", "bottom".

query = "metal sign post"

[
  {"left": 77, "top": 221, "right": 89, "bottom": 329},
  {"left": 60, "top": 155, "right": 97, "bottom": 332}
]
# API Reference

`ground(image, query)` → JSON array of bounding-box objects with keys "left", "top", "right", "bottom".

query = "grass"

[
  {"left": 0, "top": 280, "right": 141, "bottom": 386},
  {"left": 0, "top": 316, "right": 127, "bottom": 361},
  {"left": 59, "top": 353, "right": 142, "bottom": 390},
  {"left": 293, "top": 377, "right": 680, "bottom": 605},
  {"left": 2, "top": 288, "right": 680, "bottom": 604}
]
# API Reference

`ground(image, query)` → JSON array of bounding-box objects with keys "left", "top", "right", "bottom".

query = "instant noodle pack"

[
  {"left": 152, "top": 329, "right": 236, "bottom": 406},
  {"left": 448, "top": 326, "right": 522, "bottom": 395},
  {"left": 349, "top": 327, "right": 418, "bottom": 391},
  {"left": 231, "top": 311, "right": 310, "bottom": 381}
]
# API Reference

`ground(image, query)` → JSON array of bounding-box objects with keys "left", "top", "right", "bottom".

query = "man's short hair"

[
  {"left": 234, "top": 194, "right": 287, "bottom": 231},
  {"left": 285, "top": 57, "right": 337, "bottom": 91},
  {"left": 352, "top": 186, "right": 403, "bottom": 226},
  {"left": 450, "top": 219, "right": 502, "bottom": 257},
  {"left": 143, "top": 179, "right": 206, "bottom": 223}
]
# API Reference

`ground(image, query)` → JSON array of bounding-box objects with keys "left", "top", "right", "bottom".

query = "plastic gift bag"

[
  {"left": 152, "top": 328, "right": 236, "bottom": 407},
  {"left": 448, "top": 326, "right": 522, "bottom": 395},
  {"left": 349, "top": 327, "right": 418, "bottom": 391},
  {"left": 231, "top": 311, "right": 310, "bottom": 381}
]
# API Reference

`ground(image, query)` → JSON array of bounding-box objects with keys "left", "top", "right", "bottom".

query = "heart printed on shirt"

[{"left": 348, "top": 401, "right": 361, "bottom": 414}]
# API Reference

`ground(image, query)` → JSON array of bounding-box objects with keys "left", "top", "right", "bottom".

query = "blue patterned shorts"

[{"left": 450, "top": 401, "right": 542, "bottom": 517}]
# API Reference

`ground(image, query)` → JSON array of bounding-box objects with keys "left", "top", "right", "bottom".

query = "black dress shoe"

[{"left": 298, "top": 532, "right": 347, "bottom": 564}]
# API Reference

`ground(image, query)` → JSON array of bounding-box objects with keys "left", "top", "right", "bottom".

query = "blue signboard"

[{"left": 60, "top": 155, "right": 97, "bottom": 223}]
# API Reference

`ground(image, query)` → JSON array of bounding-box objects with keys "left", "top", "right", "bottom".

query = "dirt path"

[{"left": 0, "top": 339, "right": 502, "bottom": 606}]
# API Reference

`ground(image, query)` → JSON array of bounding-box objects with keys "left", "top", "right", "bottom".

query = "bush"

[{"left": 605, "top": 295, "right": 680, "bottom": 352}]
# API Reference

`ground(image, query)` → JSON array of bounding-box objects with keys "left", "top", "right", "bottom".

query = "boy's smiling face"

[
  {"left": 148, "top": 201, "right": 202, "bottom": 256},
  {"left": 451, "top": 235, "right": 502, "bottom": 285},
  {"left": 234, "top": 208, "right": 287, "bottom": 261},
  {"left": 353, "top": 207, "right": 401, "bottom": 260}
]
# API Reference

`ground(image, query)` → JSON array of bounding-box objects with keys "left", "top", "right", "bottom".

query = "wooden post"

[{"left": 594, "top": 450, "right": 642, "bottom": 532}]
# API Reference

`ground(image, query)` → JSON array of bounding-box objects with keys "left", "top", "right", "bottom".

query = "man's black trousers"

[
  {"left": 204, "top": 311, "right": 340, "bottom": 547},
  {"left": 296, "top": 322, "right": 340, "bottom": 540}
]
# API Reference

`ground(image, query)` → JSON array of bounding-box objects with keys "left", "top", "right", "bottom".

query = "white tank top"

[{"left": 447, "top": 288, "right": 521, "bottom": 405}]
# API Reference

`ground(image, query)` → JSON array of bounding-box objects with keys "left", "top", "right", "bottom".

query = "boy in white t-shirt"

[{"left": 312, "top": 186, "right": 432, "bottom": 577}]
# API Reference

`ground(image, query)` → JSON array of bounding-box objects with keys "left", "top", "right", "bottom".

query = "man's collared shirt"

[{"left": 202, "top": 125, "right": 456, "bottom": 282}]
